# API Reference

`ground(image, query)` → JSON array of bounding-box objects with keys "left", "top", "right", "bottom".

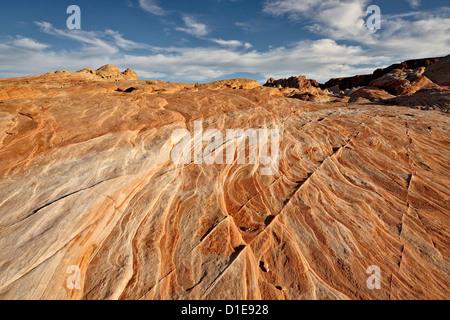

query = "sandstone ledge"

[{"left": 0, "top": 71, "right": 449, "bottom": 300}]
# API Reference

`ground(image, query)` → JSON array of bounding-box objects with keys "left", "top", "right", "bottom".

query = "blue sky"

[{"left": 0, "top": 0, "right": 449, "bottom": 83}]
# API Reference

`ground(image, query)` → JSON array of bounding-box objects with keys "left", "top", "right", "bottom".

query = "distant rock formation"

[
  {"left": 263, "top": 75, "right": 329, "bottom": 102},
  {"left": 93, "top": 65, "right": 138, "bottom": 81},
  {"left": 386, "top": 87, "right": 450, "bottom": 111},
  {"left": 264, "top": 75, "right": 320, "bottom": 89},
  {"left": 348, "top": 87, "right": 395, "bottom": 103},
  {"left": 279, "top": 86, "right": 330, "bottom": 102},
  {"left": 52, "top": 64, "right": 138, "bottom": 81},
  {"left": 322, "top": 57, "right": 443, "bottom": 90},
  {"left": 199, "top": 78, "right": 261, "bottom": 90},
  {"left": 262, "top": 55, "right": 449, "bottom": 110},
  {"left": 367, "top": 67, "right": 425, "bottom": 95},
  {"left": 424, "top": 54, "right": 450, "bottom": 86}
]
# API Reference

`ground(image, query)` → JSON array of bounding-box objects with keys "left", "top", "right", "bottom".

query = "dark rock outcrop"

[{"left": 424, "top": 54, "right": 450, "bottom": 86}]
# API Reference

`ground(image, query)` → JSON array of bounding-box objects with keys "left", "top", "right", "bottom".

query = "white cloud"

[
  {"left": 1, "top": 8, "right": 449, "bottom": 84},
  {"left": 373, "top": 15, "right": 450, "bottom": 58},
  {"left": 263, "top": 0, "right": 450, "bottom": 60},
  {"left": 234, "top": 21, "right": 259, "bottom": 33},
  {"left": 264, "top": 0, "right": 372, "bottom": 40},
  {"left": 35, "top": 21, "right": 118, "bottom": 55},
  {"left": 176, "top": 16, "right": 209, "bottom": 37},
  {"left": 138, "top": 0, "right": 166, "bottom": 16},
  {"left": 405, "top": 0, "right": 421, "bottom": 9},
  {"left": 0, "top": 32, "right": 389, "bottom": 83},
  {"left": 104, "top": 30, "right": 151, "bottom": 50},
  {"left": 209, "top": 38, "right": 252, "bottom": 49},
  {"left": 35, "top": 21, "right": 150, "bottom": 54},
  {"left": 12, "top": 36, "right": 49, "bottom": 50},
  {"left": 210, "top": 39, "right": 243, "bottom": 47},
  {"left": 263, "top": 0, "right": 317, "bottom": 16}
]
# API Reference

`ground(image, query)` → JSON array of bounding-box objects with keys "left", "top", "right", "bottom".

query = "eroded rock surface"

[
  {"left": 349, "top": 87, "right": 395, "bottom": 103},
  {"left": 323, "top": 57, "right": 443, "bottom": 91},
  {"left": 0, "top": 69, "right": 449, "bottom": 300},
  {"left": 425, "top": 55, "right": 450, "bottom": 86},
  {"left": 368, "top": 68, "right": 425, "bottom": 95},
  {"left": 264, "top": 75, "right": 320, "bottom": 89},
  {"left": 386, "top": 87, "right": 450, "bottom": 111}
]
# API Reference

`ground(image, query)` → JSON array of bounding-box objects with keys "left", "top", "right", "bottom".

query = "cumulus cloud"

[
  {"left": 264, "top": 0, "right": 372, "bottom": 40},
  {"left": 375, "top": 15, "right": 450, "bottom": 57},
  {"left": 0, "top": 31, "right": 389, "bottom": 83},
  {"left": 176, "top": 16, "right": 209, "bottom": 37},
  {"left": 263, "top": 0, "right": 450, "bottom": 57},
  {"left": 12, "top": 36, "right": 49, "bottom": 50},
  {"left": 1, "top": 6, "right": 449, "bottom": 84}
]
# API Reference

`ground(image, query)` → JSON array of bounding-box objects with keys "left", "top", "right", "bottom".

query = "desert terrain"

[{"left": 0, "top": 57, "right": 449, "bottom": 300}]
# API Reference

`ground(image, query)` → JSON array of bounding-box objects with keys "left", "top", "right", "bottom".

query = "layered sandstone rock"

[
  {"left": 386, "top": 87, "right": 450, "bottom": 112},
  {"left": 263, "top": 75, "right": 330, "bottom": 102},
  {"left": 49, "top": 64, "right": 139, "bottom": 82},
  {"left": 368, "top": 68, "right": 425, "bottom": 95},
  {"left": 0, "top": 68, "right": 449, "bottom": 301},
  {"left": 424, "top": 55, "right": 450, "bottom": 86},
  {"left": 199, "top": 79, "right": 261, "bottom": 90},
  {"left": 323, "top": 57, "right": 443, "bottom": 91},
  {"left": 400, "top": 75, "right": 441, "bottom": 96},
  {"left": 94, "top": 64, "right": 138, "bottom": 81},
  {"left": 264, "top": 75, "right": 320, "bottom": 89},
  {"left": 348, "top": 87, "right": 395, "bottom": 103},
  {"left": 281, "top": 86, "right": 331, "bottom": 102}
]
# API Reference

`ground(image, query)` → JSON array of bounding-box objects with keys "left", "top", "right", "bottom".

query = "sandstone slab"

[{"left": 0, "top": 70, "right": 449, "bottom": 301}]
